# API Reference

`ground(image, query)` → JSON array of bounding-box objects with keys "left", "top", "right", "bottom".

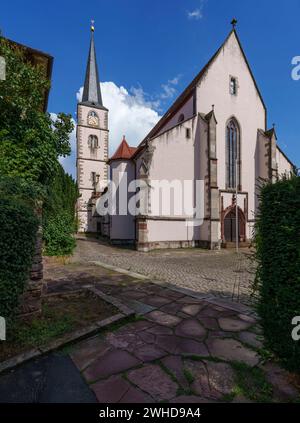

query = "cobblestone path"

[{"left": 72, "top": 237, "right": 256, "bottom": 305}]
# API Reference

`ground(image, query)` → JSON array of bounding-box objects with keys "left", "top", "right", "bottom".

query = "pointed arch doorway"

[{"left": 223, "top": 206, "right": 246, "bottom": 243}]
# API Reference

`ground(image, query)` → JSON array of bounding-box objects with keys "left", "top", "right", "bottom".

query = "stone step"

[{"left": 222, "top": 241, "right": 251, "bottom": 249}]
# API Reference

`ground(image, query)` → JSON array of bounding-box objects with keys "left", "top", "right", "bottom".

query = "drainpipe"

[{"left": 235, "top": 157, "right": 239, "bottom": 253}]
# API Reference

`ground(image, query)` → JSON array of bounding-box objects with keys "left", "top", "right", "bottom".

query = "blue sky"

[{"left": 1, "top": 0, "right": 300, "bottom": 176}]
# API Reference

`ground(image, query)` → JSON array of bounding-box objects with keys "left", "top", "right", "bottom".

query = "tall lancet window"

[
  {"left": 226, "top": 119, "right": 241, "bottom": 189},
  {"left": 88, "top": 135, "right": 98, "bottom": 150}
]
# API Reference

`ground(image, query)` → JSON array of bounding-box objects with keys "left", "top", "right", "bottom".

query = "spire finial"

[
  {"left": 272, "top": 123, "right": 276, "bottom": 129},
  {"left": 212, "top": 104, "right": 215, "bottom": 111},
  {"left": 231, "top": 18, "right": 238, "bottom": 29},
  {"left": 91, "top": 19, "right": 95, "bottom": 32}
]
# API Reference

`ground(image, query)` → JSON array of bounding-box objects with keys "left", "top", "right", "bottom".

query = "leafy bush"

[
  {"left": 0, "top": 38, "right": 73, "bottom": 186},
  {"left": 0, "top": 175, "right": 44, "bottom": 206},
  {"left": 43, "top": 212, "right": 76, "bottom": 256},
  {"left": 0, "top": 38, "right": 76, "bottom": 261},
  {"left": 254, "top": 175, "right": 300, "bottom": 372},
  {"left": 0, "top": 198, "right": 38, "bottom": 318},
  {"left": 43, "top": 164, "right": 78, "bottom": 256}
]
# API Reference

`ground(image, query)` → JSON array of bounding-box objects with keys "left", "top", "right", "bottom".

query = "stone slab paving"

[
  {"left": 67, "top": 283, "right": 299, "bottom": 403},
  {"left": 43, "top": 255, "right": 299, "bottom": 403}
]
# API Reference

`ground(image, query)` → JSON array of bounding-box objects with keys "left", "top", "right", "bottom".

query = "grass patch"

[
  {"left": 257, "top": 347, "right": 275, "bottom": 363},
  {"left": 157, "top": 362, "right": 178, "bottom": 384},
  {"left": 0, "top": 290, "right": 118, "bottom": 362},
  {"left": 176, "top": 386, "right": 194, "bottom": 397},
  {"left": 157, "top": 360, "right": 194, "bottom": 397},
  {"left": 10, "top": 305, "right": 74, "bottom": 347},
  {"left": 104, "top": 315, "right": 144, "bottom": 334},
  {"left": 222, "top": 392, "right": 237, "bottom": 402},
  {"left": 183, "top": 368, "right": 195, "bottom": 384},
  {"left": 231, "top": 362, "right": 273, "bottom": 403}
]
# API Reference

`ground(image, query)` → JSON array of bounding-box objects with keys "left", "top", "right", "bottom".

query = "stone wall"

[{"left": 19, "top": 210, "right": 44, "bottom": 318}]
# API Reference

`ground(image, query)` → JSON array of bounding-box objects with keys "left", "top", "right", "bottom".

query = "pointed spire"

[
  {"left": 81, "top": 21, "right": 103, "bottom": 108},
  {"left": 265, "top": 124, "right": 277, "bottom": 140},
  {"left": 205, "top": 105, "right": 217, "bottom": 124}
]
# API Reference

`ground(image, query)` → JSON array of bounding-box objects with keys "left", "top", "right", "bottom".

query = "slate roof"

[{"left": 80, "top": 31, "right": 107, "bottom": 110}]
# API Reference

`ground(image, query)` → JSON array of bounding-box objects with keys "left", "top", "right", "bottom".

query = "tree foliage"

[
  {"left": 0, "top": 37, "right": 73, "bottom": 185},
  {"left": 0, "top": 37, "right": 78, "bottom": 258}
]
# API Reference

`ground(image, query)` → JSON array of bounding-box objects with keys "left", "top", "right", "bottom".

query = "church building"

[{"left": 77, "top": 22, "right": 294, "bottom": 251}]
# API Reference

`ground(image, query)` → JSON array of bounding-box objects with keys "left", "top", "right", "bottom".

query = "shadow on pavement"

[{"left": 0, "top": 353, "right": 97, "bottom": 403}]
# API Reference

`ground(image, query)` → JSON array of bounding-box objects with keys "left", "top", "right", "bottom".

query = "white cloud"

[
  {"left": 58, "top": 75, "right": 182, "bottom": 178},
  {"left": 187, "top": 0, "right": 205, "bottom": 20},
  {"left": 187, "top": 9, "right": 203, "bottom": 20},
  {"left": 160, "top": 74, "right": 181, "bottom": 100},
  {"left": 100, "top": 81, "right": 161, "bottom": 155},
  {"left": 59, "top": 81, "right": 161, "bottom": 178},
  {"left": 168, "top": 76, "right": 181, "bottom": 85}
]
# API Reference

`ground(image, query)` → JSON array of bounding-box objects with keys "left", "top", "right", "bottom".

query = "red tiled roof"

[
  {"left": 129, "top": 146, "right": 137, "bottom": 156},
  {"left": 109, "top": 136, "right": 137, "bottom": 162}
]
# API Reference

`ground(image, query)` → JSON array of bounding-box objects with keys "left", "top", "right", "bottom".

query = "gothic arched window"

[
  {"left": 226, "top": 119, "right": 241, "bottom": 189},
  {"left": 88, "top": 135, "right": 98, "bottom": 150}
]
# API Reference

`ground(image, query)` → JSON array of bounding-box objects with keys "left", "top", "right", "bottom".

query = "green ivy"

[
  {"left": 0, "top": 37, "right": 73, "bottom": 186},
  {"left": 254, "top": 175, "right": 300, "bottom": 373},
  {"left": 0, "top": 175, "right": 45, "bottom": 206},
  {"left": 43, "top": 212, "right": 76, "bottom": 256},
  {"left": 0, "top": 198, "right": 38, "bottom": 318},
  {"left": 0, "top": 38, "right": 77, "bottom": 259}
]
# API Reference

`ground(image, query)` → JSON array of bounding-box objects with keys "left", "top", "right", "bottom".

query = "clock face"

[{"left": 88, "top": 111, "right": 99, "bottom": 127}]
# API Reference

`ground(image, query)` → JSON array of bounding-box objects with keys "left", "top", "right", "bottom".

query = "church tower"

[{"left": 76, "top": 24, "right": 109, "bottom": 233}]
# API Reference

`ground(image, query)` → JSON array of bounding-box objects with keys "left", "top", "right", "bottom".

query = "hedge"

[
  {"left": 43, "top": 164, "right": 78, "bottom": 256},
  {"left": 43, "top": 212, "right": 76, "bottom": 256},
  {"left": 0, "top": 198, "right": 38, "bottom": 318},
  {"left": 254, "top": 175, "right": 300, "bottom": 372}
]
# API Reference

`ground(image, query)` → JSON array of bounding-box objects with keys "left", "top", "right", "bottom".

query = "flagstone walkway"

[
  {"left": 42, "top": 258, "right": 300, "bottom": 404},
  {"left": 70, "top": 287, "right": 261, "bottom": 403}
]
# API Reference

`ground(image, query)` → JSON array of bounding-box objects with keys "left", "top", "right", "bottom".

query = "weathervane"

[
  {"left": 231, "top": 18, "right": 238, "bottom": 29},
  {"left": 91, "top": 19, "right": 95, "bottom": 32}
]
